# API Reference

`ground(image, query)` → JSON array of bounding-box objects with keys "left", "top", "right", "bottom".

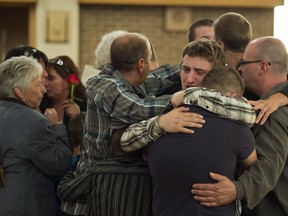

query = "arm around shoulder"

[{"left": 121, "top": 116, "right": 164, "bottom": 152}]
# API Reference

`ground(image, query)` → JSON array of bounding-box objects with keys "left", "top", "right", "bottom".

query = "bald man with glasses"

[
  {"left": 192, "top": 36, "right": 288, "bottom": 216},
  {"left": 213, "top": 12, "right": 288, "bottom": 125}
]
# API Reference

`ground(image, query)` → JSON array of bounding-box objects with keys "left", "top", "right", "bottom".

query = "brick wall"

[{"left": 79, "top": 5, "right": 273, "bottom": 73}]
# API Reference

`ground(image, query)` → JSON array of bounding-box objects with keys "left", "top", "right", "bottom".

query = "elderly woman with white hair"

[
  {"left": 81, "top": 30, "right": 160, "bottom": 86},
  {"left": 0, "top": 56, "right": 72, "bottom": 216},
  {"left": 81, "top": 30, "right": 127, "bottom": 86}
]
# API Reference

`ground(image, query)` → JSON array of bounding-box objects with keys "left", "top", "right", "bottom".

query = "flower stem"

[{"left": 70, "top": 84, "right": 75, "bottom": 103}]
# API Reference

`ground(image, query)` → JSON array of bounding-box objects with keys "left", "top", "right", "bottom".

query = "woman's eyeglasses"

[
  {"left": 49, "top": 58, "right": 71, "bottom": 74},
  {"left": 23, "top": 47, "right": 38, "bottom": 58}
]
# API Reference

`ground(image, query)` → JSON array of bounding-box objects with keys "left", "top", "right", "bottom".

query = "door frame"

[{"left": 0, "top": 0, "right": 36, "bottom": 46}]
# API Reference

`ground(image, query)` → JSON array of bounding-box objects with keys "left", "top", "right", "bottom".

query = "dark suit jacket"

[{"left": 0, "top": 99, "right": 72, "bottom": 216}]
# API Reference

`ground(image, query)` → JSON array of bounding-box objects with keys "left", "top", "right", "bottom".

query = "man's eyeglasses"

[
  {"left": 236, "top": 59, "right": 271, "bottom": 70},
  {"left": 49, "top": 58, "right": 71, "bottom": 74},
  {"left": 23, "top": 47, "right": 38, "bottom": 58}
]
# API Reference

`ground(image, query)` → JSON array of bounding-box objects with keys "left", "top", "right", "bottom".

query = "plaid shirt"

[
  {"left": 121, "top": 87, "right": 256, "bottom": 152},
  {"left": 60, "top": 64, "right": 180, "bottom": 215}
]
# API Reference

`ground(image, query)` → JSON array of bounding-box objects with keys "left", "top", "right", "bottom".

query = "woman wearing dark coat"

[{"left": 0, "top": 56, "right": 72, "bottom": 216}]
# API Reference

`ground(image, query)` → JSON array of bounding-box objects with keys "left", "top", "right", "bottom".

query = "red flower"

[
  {"left": 67, "top": 74, "right": 79, "bottom": 85},
  {"left": 67, "top": 74, "right": 79, "bottom": 103}
]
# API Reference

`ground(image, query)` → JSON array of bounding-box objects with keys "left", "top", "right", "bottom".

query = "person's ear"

[
  {"left": 13, "top": 87, "right": 25, "bottom": 100},
  {"left": 218, "top": 41, "right": 225, "bottom": 51},
  {"left": 259, "top": 61, "right": 269, "bottom": 76},
  {"left": 137, "top": 58, "right": 145, "bottom": 74},
  {"left": 225, "top": 92, "right": 237, "bottom": 98}
]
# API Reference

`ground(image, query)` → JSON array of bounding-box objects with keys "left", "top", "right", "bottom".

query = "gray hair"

[
  {"left": 0, "top": 56, "right": 42, "bottom": 98},
  {"left": 94, "top": 30, "right": 127, "bottom": 69}
]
